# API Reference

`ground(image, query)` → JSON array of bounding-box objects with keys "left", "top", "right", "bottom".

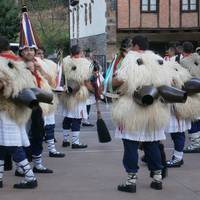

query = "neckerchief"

[
  {"left": 33, "top": 68, "right": 42, "bottom": 88},
  {"left": 0, "top": 52, "right": 21, "bottom": 61}
]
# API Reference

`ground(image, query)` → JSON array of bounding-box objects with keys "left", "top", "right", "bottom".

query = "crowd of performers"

[
  {"left": 104, "top": 35, "right": 200, "bottom": 193},
  {"left": 0, "top": 35, "right": 95, "bottom": 188},
  {"left": 1, "top": 33, "right": 200, "bottom": 193}
]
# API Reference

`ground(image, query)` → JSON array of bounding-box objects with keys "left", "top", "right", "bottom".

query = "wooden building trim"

[
  {"left": 157, "top": 0, "right": 159, "bottom": 28},
  {"left": 140, "top": 0, "right": 142, "bottom": 27},
  {"left": 128, "top": 0, "right": 131, "bottom": 28},
  {"left": 117, "top": 27, "right": 200, "bottom": 33},
  {"left": 198, "top": 0, "right": 200, "bottom": 26},
  {"left": 180, "top": 0, "right": 182, "bottom": 28},
  {"left": 169, "top": 0, "right": 171, "bottom": 28},
  {"left": 116, "top": 0, "right": 119, "bottom": 29}
]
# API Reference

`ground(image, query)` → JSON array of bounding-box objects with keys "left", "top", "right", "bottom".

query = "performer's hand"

[
  {"left": 34, "top": 61, "right": 41, "bottom": 70},
  {"left": 84, "top": 80, "right": 94, "bottom": 93},
  {"left": 26, "top": 61, "right": 35, "bottom": 72},
  {"left": 112, "top": 78, "right": 124, "bottom": 89},
  {"left": 99, "top": 84, "right": 104, "bottom": 93}
]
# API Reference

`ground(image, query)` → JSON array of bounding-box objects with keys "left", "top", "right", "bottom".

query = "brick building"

[{"left": 117, "top": 0, "right": 200, "bottom": 56}]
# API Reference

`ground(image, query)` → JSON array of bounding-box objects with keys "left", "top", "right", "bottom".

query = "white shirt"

[
  {"left": 115, "top": 127, "right": 166, "bottom": 142},
  {"left": 0, "top": 112, "right": 30, "bottom": 147},
  {"left": 63, "top": 101, "right": 86, "bottom": 119}
]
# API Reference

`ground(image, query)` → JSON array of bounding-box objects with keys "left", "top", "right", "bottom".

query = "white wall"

[{"left": 70, "top": 0, "right": 106, "bottom": 39}]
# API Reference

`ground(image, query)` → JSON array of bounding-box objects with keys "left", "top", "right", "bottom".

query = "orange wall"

[
  {"left": 117, "top": 0, "right": 199, "bottom": 29},
  {"left": 117, "top": 0, "right": 129, "bottom": 28},
  {"left": 182, "top": 13, "right": 198, "bottom": 27},
  {"left": 130, "top": 0, "right": 140, "bottom": 28},
  {"left": 159, "top": 0, "right": 169, "bottom": 27},
  {"left": 141, "top": 14, "right": 157, "bottom": 27},
  {"left": 170, "top": 0, "right": 180, "bottom": 27}
]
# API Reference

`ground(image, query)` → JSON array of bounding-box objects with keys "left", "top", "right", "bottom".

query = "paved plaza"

[{"left": 1, "top": 104, "right": 200, "bottom": 200}]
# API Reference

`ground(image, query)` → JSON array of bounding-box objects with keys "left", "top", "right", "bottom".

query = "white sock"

[
  {"left": 152, "top": 170, "right": 162, "bottom": 182},
  {"left": 72, "top": 131, "right": 80, "bottom": 144},
  {"left": 32, "top": 154, "right": 46, "bottom": 170},
  {"left": 18, "top": 159, "right": 35, "bottom": 181},
  {"left": 47, "top": 139, "right": 57, "bottom": 153},
  {"left": 190, "top": 131, "right": 200, "bottom": 139},
  {"left": 173, "top": 150, "right": 183, "bottom": 160},
  {"left": 16, "top": 162, "right": 24, "bottom": 174},
  {"left": 0, "top": 160, "right": 4, "bottom": 180},
  {"left": 63, "top": 129, "right": 70, "bottom": 142},
  {"left": 126, "top": 173, "right": 137, "bottom": 185}
]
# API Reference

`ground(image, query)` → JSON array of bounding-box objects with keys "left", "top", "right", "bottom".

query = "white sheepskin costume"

[
  {"left": 112, "top": 51, "right": 173, "bottom": 133},
  {"left": 166, "top": 60, "right": 200, "bottom": 120},
  {"left": 34, "top": 57, "right": 58, "bottom": 116},
  {"left": 0, "top": 57, "right": 35, "bottom": 124},
  {"left": 35, "top": 57, "right": 57, "bottom": 87},
  {"left": 61, "top": 56, "right": 93, "bottom": 111},
  {"left": 180, "top": 53, "right": 200, "bottom": 77}
]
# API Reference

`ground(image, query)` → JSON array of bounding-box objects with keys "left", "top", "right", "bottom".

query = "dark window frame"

[
  {"left": 89, "top": 3, "right": 92, "bottom": 24},
  {"left": 84, "top": 3, "right": 88, "bottom": 26},
  {"left": 141, "top": 0, "right": 159, "bottom": 13},
  {"left": 72, "top": 9, "right": 75, "bottom": 38},
  {"left": 111, "top": 0, "right": 117, "bottom": 11},
  {"left": 181, "top": 0, "right": 198, "bottom": 12}
]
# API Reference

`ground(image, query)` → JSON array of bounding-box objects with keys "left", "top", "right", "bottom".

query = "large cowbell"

[
  {"left": 158, "top": 86, "right": 187, "bottom": 103},
  {"left": 133, "top": 85, "right": 159, "bottom": 106},
  {"left": 183, "top": 78, "right": 200, "bottom": 95}
]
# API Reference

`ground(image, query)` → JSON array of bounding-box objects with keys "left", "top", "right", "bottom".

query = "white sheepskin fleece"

[
  {"left": 43, "top": 58, "right": 57, "bottom": 81},
  {"left": 165, "top": 61, "right": 192, "bottom": 88},
  {"left": 61, "top": 56, "right": 92, "bottom": 110},
  {"left": 180, "top": 53, "right": 200, "bottom": 77},
  {"left": 112, "top": 96, "right": 170, "bottom": 132},
  {"left": 166, "top": 60, "right": 200, "bottom": 120},
  {"left": 34, "top": 57, "right": 59, "bottom": 115},
  {"left": 116, "top": 51, "right": 172, "bottom": 94},
  {"left": 63, "top": 56, "right": 93, "bottom": 83},
  {"left": 112, "top": 51, "right": 173, "bottom": 132},
  {"left": 35, "top": 57, "right": 57, "bottom": 88},
  {"left": 0, "top": 57, "right": 35, "bottom": 124},
  {"left": 37, "top": 73, "right": 57, "bottom": 116}
]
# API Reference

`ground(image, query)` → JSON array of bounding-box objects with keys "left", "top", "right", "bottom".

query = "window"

[
  {"left": 84, "top": 3, "right": 88, "bottom": 26},
  {"left": 89, "top": 3, "right": 92, "bottom": 24},
  {"left": 141, "top": 0, "right": 158, "bottom": 12},
  {"left": 182, "top": 0, "right": 197, "bottom": 11},
  {"left": 111, "top": 0, "right": 117, "bottom": 10},
  {"left": 72, "top": 9, "right": 75, "bottom": 38}
]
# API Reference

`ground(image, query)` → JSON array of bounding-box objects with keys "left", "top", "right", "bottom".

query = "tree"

[
  {"left": 0, "top": 0, "right": 20, "bottom": 41},
  {"left": 20, "top": 0, "right": 70, "bottom": 55}
]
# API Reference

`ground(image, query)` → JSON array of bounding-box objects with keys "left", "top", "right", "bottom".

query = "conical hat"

[{"left": 19, "top": 6, "right": 39, "bottom": 50}]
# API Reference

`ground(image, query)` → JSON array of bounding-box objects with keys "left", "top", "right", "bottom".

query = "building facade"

[
  {"left": 70, "top": 0, "right": 200, "bottom": 64},
  {"left": 117, "top": 0, "right": 200, "bottom": 55},
  {"left": 70, "top": 0, "right": 107, "bottom": 54}
]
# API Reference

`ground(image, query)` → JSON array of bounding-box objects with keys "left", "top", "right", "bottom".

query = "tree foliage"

[
  {"left": 20, "top": 0, "right": 70, "bottom": 55},
  {"left": 0, "top": 0, "right": 20, "bottom": 41}
]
